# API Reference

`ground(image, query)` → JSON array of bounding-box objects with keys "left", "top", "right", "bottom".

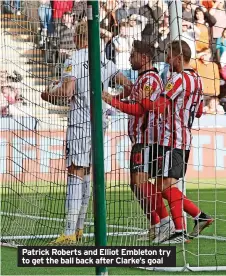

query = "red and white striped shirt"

[
  {"left": 159, "top": 69, "right": 203, "bottom": 150},
  {"left": 128, "top": 69, "right": 164, "bottom": 144}
]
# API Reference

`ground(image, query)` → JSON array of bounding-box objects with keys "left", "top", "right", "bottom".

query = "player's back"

[
  {"left": 160, "top": 69, "right": 203, "bottom": 150},
  {"left": 65, "top": 48, "right": 117, "bottom": 126},
  {"left": 128, "top": 69, "right": 164, "bottom": 144}
]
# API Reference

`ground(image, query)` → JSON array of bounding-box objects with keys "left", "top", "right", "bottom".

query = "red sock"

[
  {"left": 139, "top": 182, "right": 168, "bottom": 224},
  {"left": 131, "top": 182, "right": 160, "bottom": 225},
  {"left": 162, "top": 187, "right": 184, "bottom": 231},
  {"left": 183, "top": 196, "right": 200, "bottom": 218},
  {"left": 152, "top": 186, "right": 169, "bottom": 220}
]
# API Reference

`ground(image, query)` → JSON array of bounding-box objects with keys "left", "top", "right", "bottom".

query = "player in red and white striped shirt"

[
  {"left": 138, "top": 40, "right": 213, "bottom": 244},
  {"left": 102, "top": 40, "right": 175, "bottom": 243},
  {"left": 159, "top": 70, "right": 203, "bottom": 150}
]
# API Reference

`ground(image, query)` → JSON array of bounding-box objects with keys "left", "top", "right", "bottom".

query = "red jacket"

[{"left": 52, "top": 0, "right": 73, "bottom": 19}]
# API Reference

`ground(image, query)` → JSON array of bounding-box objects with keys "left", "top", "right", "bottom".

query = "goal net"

[{"left": 1, "top": 0, "right": 226, "bottom": 272}]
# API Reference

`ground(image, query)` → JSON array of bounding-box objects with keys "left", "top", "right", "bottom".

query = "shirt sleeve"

[
  {"left": 161, "top": 73, "right": 183, "bottom": 101},
  {"left": 103, "top": 59, "right": 119, "bottom": 90}
]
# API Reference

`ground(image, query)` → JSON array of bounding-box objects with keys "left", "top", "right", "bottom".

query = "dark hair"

[
  {"left": 194, "top": 7, "right": 205, "bottom": 21},
  {"left": 169, "top": 40, "right": 191, "bottom": 62},
  {"left": 133, "top": 40, "right": 156, "bottom": 59},
  {"left": 222, "top": 28, "right": 226, "bottom": 36}
]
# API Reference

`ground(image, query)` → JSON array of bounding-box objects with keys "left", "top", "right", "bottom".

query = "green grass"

[{"left": 1, "top": 180, "right": 226, "bottom": 275}]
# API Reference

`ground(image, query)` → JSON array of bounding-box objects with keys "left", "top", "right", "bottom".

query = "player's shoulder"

[{"left": 139, "top": 70, "right": 161, "bottom": 83}]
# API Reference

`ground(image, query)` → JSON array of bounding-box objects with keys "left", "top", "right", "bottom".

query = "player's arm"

[
  {"left": 102, "top": 91, "right": 144, "bottom": 116},
  {"left": 113, "top": 72, "right": 133, "bottom": 99},
  {"left": 195, "top": 100, "right": 203, "bottom": 118},
  {"left": 41, "top": 77, "right": 75, "bottom": 105}
]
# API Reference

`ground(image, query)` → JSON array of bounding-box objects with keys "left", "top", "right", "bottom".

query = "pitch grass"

[{"left": 1, "top": 180, "right": 226, "bottom": 275}]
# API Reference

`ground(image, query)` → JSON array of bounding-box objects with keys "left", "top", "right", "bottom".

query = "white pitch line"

[
  {"left": 0, "top": 231, "right": 143, "bottom": 240},
  {"left": 0, "top": 212, "right": 144, "bottom": 231}
]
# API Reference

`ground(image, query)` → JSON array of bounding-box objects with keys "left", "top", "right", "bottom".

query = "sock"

[
  {"left": 139, "top": 182, "right": 169, "bottom": 221},
  {"left": 76, "top": 174, "right": 91, "bottom": 230},
  {"left": 162, "top": 187, "right": 184, "bottom": 231},
  {"left": 132, "top": 182, "right": 160, "bottom": 225},
  {"left": 65, "top": 175, "right": 83, "bottom": 236},
  {"left": 152, "top": 186, "right": 169, "bottom": 220},
  {"left": 183, "top": 197, "right": 201, "bottom": 218}
]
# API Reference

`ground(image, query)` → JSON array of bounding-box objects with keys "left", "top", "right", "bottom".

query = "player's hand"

[
  {"left": 41, "top": 92, "right": 50, "bottom": 102},
  {"left": 102, "top": 91, "right": 113, "bottom": 104}
]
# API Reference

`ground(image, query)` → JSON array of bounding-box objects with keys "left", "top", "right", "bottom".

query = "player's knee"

[{"left": 158, "top": 177, "right": 177, "bottom": 192}]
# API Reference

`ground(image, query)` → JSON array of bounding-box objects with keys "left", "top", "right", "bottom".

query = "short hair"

[
  {"left": 169, "top": 40, "right": 191, "bottom": 63},
  {"left": 133, "top": 40, "right": 156, "bottom": 59}
]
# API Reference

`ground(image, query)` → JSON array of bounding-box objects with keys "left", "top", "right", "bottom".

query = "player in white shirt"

[{"left": 41, "top": 22, "right": 131, "bottom": 245}]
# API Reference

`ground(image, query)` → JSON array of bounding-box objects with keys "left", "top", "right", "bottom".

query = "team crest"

[
  {"left": 143, "top": 85, "right": 153, "bottom": 98},
  {"left": 165, "top": 82, "right": 173, "bottom": 91},
  {"left": 64, "top": 64, "right": 72, "bottom": 72}
]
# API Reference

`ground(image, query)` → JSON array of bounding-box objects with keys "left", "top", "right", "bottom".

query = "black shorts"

[
  {"left": 130, "top": 143, "right": 150, "bottom": 173},
  {"left": 149, "top": 144, "right": 190, "bottom": 180}
]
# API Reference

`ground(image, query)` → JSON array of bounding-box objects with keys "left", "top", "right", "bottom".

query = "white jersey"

[{"left": 62, "top": 48, "right": 118, "bottom": 127}]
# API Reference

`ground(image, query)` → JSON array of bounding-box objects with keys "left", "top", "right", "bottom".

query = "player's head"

[
  {"left": 166, "top": 40, "right": 191, "bottom": 72},
  {"left": 74, "top": 22, "right": 88, "bottom": 50},
  {"left": 130, "top": 40, "right": 155, "bottom": 70}
]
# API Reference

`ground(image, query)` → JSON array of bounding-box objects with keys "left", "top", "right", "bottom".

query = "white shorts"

[{"left": 66, "top": 125, "right": 92, "bottom": 168}]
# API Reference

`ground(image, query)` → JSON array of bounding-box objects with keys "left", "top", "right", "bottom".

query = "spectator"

[
  {"left": 59, "top": 12, "right": 76, "bottom": 59},
  {"left": 216, "top": 28, "right": 226, "bottom": 63},
  {"left": 100, "top": 28, "right": 113, "bottom": 52},
  {"left": 72, "top": 0, "right": 87, "bottom": 22},
  {"left": 38, "top": 0, "right": 52, "bottom": 48},
  {"left": 191, "top": 48, "right": 220, "bottom": 97},
  {"left": 209, "top": 0, "right": 226, "bottom": 55},
  {"left": 52, "top": 0, "right": 74, "bottom": 38},
  {"left": 115, "top": 0, "right": 139, "bottom": 24},
  {"left": 153, "top": 19, "right": 170, "bottom": 84},
  {"left": 201, "top": 0, "right": 215, "bottom": 10},
  {"left": 181, "top": 20, "right": 196, "bottom": 59},
  {"left": 0, "top": 83, "right": 22, "bottom": 117},
  {"left": 139, "top": 0, "right": 167, "bottom": 43},
  {"left": 112, "top": 23, "right": 135, "bottom": 81},
  {"left": 3, "top": 0, "right": 21, "bottom": 15},
  {"left": 105, "top": 0, "right": 123, "bottom": 27},
  {"left": 203, "top": 96, "right": 225, "bottom": 114},
  {"left": 124, "top": 13, "right": 148, "bottom": 47},
  {"left": 194, "top": 7, "right": 216, "bottom": 53},
  {"left": 220, "top": 50, "right": 226, "bottom": 80},
  {"left": 182, "top": 0, "right": 195, "bottom": 22}
]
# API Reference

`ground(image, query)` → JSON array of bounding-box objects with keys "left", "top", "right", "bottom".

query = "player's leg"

[
  {"left": 49, "top": 126, "right": 91, "bottom": 245},
  {"left": 146, "top": 144, "right": 175, "bottom": 243},
  {"left": 157, "top": 147, "right": 213, "bottom": 243},
  {"left": 130, "top": 143, "right": 160, "bottom": 240},
  {"left": 75, "top": 167, "right": 91, "bottom": 240},
  {"left": 130, "top": 143, "right": 173, "bottom": 242}
]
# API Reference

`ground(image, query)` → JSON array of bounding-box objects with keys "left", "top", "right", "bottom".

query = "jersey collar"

[
  {"left": 183, "top": 68, "right": 196, "bottom": 73},
  {"left": 138, "top": 68, "right": 159, "bottom": 77}
]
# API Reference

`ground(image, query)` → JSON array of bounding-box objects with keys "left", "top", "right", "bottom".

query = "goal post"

[{"left": 87, "top": 1, "right": 108, "bottom": 275}]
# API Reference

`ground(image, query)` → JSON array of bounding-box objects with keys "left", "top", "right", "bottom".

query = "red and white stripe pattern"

[
  {"left": 128, "top": 70, "right": 164, "bottom": 144},
  {"left": 160, "top": 69, "right": 203, "bottom": 150}
]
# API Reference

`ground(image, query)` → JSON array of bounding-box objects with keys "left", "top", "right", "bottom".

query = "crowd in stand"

[{"left": 2, "top": 0, "right": 226, "bottom": 116}]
